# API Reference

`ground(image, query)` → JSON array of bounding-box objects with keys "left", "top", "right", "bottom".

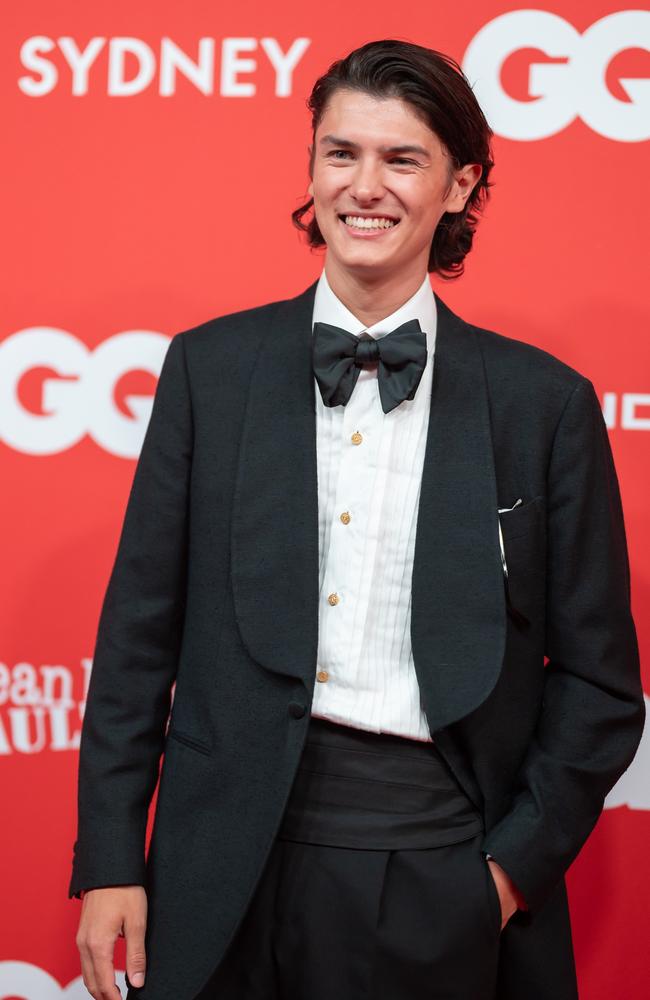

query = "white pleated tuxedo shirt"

[{"left": 310, "top": 268, "right": 437, "bottom": 742}]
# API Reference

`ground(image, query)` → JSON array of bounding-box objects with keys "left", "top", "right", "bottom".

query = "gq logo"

[
  {"left": 462, "top": 10, "right": 650, "bottom": 141},
  {"left": 0, "top": 328, "right": 169, "bottom": 458}
]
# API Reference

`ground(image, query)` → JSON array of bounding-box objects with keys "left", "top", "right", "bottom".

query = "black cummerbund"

[{"left": 277, "top": 715, "right": 484, "bottom": 850}]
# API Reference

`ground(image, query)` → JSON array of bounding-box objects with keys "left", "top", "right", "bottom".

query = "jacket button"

[{"left": 288, "top": 701, "right": 306, "bottom": 719}]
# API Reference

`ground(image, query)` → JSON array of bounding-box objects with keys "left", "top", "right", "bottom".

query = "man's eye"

[{"left": 328, "top": 151, "right": 417, "bottom": 166}]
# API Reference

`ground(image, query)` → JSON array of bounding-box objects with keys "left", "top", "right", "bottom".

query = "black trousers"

[{"left": 194, "top": 716, "right": 503, "bottom": 999}]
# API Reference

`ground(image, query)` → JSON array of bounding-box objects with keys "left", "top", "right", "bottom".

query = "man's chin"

[{"left": 326, "top": 245, "right": 399, "bottom": 277}]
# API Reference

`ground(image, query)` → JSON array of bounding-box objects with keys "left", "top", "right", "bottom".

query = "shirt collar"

[{"left": 312, "top": 267, "right": 437, "bottom": 351}]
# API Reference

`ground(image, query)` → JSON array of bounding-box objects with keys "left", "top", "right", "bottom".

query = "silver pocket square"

[
  {"left": 496, "top": 498, "right": 531, "bottom": 629},
  {"left": 497, "top": 498, "right": 523, "bottom": 577}
]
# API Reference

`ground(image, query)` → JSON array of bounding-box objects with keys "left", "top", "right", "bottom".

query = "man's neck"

[{"left": 324, "top": 262, "right": 428, "bottom": 328}]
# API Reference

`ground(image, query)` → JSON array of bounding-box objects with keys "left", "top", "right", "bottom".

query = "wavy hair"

[{"left": 291, "top": 39, "right": 495, "bottom": 279}]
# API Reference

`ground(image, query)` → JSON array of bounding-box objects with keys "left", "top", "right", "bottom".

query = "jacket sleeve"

[
  {"left": 68, "top": 332, "right": 193, "bottom": 899},
  {"left": 481, "top": 377, "right": 645, "bottom": 912}
]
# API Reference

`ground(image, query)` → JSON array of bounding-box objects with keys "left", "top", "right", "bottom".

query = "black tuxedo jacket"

[{"left": 69, "top": 279, "right": 645, "bottom": 1000}]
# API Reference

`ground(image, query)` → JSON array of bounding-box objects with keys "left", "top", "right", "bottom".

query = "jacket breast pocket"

[{"left": 498, "top": 495, "right": 545, "bottom": 545}]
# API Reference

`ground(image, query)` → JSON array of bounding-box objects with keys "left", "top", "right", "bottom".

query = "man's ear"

[
  {"left": 446, "top": 164, "right": 482, "bottom": 214},
  {"left": 308, "top": 181, "right": 314, "bottom": 198}
]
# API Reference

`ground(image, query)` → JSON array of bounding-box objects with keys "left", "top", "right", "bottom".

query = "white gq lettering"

[
  {"left": 0, "top": 329, "right": 169, "bottom": 457},
  {"left": 462, "top": 10, "right": 650, "bottom": 141},
  {"left": 602, "top": 392, "right": 650, "bottom": 430}
]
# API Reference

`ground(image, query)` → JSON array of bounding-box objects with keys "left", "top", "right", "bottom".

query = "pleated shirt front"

[{"left": 310, "top": 268, "right": 437, "bottom": 742}]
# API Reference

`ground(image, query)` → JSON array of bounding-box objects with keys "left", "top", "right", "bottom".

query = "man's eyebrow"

[{"left": 319, "top": 134, "right": 430, "bottom": 157}]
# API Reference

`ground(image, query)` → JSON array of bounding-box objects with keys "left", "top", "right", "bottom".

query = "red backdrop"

[{"left": 1, "top": 3, "right": 648, "bottom": 997}]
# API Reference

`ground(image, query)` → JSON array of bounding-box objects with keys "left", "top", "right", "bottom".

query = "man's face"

[{"left": 308, "top": 88, "right": 478, "bottom": 281}]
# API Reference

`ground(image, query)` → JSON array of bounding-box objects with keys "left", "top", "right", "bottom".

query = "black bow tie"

[{"left": 312, "top": 319, "right": 428, "bottom": 414}]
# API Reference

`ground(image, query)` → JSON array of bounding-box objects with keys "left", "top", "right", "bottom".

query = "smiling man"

[{"left": 71, "top": 39, "right": 644, "bottom": 1000}]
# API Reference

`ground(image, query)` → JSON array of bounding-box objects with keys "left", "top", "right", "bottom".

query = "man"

[{"left": 70, "top": 39, "right": 645, "bottom": 1000}]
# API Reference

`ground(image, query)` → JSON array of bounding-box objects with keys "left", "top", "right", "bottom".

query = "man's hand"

[
  {"left": 75, "top": 885, "right": 147, "bottom": 998},
  {"left": 486, "top": 859, "right": 523, "bottom": 931}
]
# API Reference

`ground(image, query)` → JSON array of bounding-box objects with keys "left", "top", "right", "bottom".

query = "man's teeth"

[{"left": 344, "top": 216, "right": 397, "bottom": 230}]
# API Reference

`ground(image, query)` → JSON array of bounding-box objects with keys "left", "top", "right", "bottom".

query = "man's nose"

[{"left": 348, "top": 158, "right": 385, "bottom": 202}]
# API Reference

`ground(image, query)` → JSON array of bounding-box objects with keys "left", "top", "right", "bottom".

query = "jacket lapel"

[
  {"left": 231, "top": 280, "right": 506, "bottom": 731},
  {"left": 410, "top": 295, "right": 506, "bottom": 734},
  {"left": 230, "top": 281, "right": 321, "bottom": 687}
]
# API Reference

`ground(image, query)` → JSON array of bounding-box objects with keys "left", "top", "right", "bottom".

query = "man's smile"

[{"left": 338, "top": 213, "right": 401, "bottom": 237}]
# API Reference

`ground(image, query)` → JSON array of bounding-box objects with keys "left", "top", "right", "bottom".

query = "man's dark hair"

[{"left": 291, "top": 39, "right": 495, "bottom": 279}]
